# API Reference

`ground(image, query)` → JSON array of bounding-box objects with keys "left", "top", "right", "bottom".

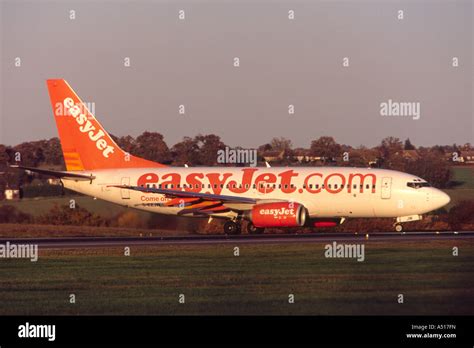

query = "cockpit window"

[{"left": 407, "top": 182, "right": 431, "bottom": 189}]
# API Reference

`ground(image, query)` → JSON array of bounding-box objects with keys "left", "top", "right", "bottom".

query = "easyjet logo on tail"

[{"left": 63, "top": 97, "right": 115, "bottom": 158}]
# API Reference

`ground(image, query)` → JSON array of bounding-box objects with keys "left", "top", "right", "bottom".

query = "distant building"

[
  {"left": 368, "top": 160, "right": 378, "bottom": 167},
  {"left": 460, "top": 151, "right": 474, "bottom": 164},
  {"left": 47, "top": 178, "right": 62, "bottom": 185},
  {"left": 292, "top": 149, "right": 319, "bottom": 163},
  {"left": 4, "top": 188, "right": 20, "bottom": 200},
  {"left": 262, "top": 150, "right": 285, "bottom": 162},
  {"left": 446, "top": 150, "right": 474, "bottom": 163}
]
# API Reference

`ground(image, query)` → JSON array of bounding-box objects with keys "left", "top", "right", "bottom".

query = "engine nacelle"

[{"left": 248, "top": 202, "right": 307, "bottom": 228}]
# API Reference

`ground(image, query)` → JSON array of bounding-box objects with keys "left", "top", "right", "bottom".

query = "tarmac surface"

[{"left": 0, "top": 231, "right": 472, "bottom": 249}]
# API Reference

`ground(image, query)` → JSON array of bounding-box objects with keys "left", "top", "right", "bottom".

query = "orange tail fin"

[{"left": 46, "top": 79, "right": 166, "bottom": 171}]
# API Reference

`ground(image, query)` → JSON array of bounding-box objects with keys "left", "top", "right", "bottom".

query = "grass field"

[
  {"left": 0, "top": 195, "right": 136, "bottom": 218},
  {"left": 450, "top": 166, "right": 474, "bottom": 189},
  {"left": 0, "top": 240, "right": 472, "bottom": 315},
  {"left": 441, "top": 166, "right": 474, "bottom": 209}
]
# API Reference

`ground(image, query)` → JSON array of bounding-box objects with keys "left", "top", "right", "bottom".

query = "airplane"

[{"left": 12, "top": 79, "right": 451, "bottom": 234}]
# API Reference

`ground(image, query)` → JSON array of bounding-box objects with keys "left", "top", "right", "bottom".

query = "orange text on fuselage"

[{"left": 137, "top": 169, "right": 377, "bottom": 195}]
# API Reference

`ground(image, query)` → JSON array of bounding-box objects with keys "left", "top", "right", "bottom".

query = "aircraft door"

[
  {"left": 381, "top": 177, "right": 392, "bottom": 199},
  {"left": 121, "top": 177, "right": 130, "bottom": 199}
]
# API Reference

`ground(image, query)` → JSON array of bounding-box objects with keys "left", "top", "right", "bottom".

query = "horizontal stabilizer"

[{"left": 10, "top": 165, "right": 95, "bottom": 181}]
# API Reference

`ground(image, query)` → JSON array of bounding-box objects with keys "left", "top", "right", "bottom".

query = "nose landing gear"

[{"left": 394, "top": 214, "right": 423, "bottom": 232}]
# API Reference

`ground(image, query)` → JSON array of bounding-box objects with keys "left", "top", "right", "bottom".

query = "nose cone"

[{"left": 433, "top": 190, "right": 451, "bottom": 209}]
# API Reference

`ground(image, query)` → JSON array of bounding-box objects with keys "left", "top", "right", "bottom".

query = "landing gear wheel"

[
  {"left": 224, "top": 221, "right": 241, "bottom": 235},
  {"left": 395, "top": 224, "right": 403, "bottom": 232},
  {"left": 247, "top": 223, "right": 265, "bottom": 235}
]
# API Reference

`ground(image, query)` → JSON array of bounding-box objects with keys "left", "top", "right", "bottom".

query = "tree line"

[{"left": 0, "top": 133, "right": 471, "bottom": 191}]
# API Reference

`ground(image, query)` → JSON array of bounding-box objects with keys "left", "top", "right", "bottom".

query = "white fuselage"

[{"left": 62, "top": 166, "right": 450, "bottom": 220}]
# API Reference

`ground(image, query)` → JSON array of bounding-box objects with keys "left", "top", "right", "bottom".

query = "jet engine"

[{"left": 247, "top": 202, "right": 307, "bottom": 228}]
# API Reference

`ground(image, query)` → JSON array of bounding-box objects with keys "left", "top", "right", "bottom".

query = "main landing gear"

[
  {"left": 224, "top": 221, "right": 241, "bottom": 235},
  {"left": 223, "top": 221, "right": 265, "bottom": 235},
  {"left": 394, "top": 224, "right": 403, "bottom": 232}
]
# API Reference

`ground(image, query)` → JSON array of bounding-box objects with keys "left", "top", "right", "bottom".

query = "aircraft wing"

[
  {"left": 109, "top": 184, "right": 285, "bottom": 216},
  {"left": 109, "top": 185, "right": 257, "bottom": 204},
  {"left": 10, "top": 165, "right": 95, "bottom": 181}
]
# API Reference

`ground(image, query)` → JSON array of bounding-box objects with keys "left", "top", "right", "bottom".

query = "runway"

[{"left": 0, "top": 231, "right": 473, "bottom": 249}]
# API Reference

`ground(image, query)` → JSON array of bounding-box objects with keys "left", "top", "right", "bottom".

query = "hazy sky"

[{"left": 1, "top": 0, "right": 473, "bottom": 149}]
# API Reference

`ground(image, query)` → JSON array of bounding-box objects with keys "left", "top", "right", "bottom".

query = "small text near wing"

[{"left": 108, "top": 185, "right": 257, "bottom": 204}]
